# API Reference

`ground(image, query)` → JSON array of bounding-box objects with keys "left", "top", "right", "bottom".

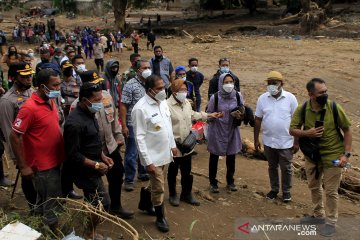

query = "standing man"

[
  {"left": 51, "top": 48, "right": 63, "bottom": 68},
  {"left": 103, "top": 60, "right": 121, "bottom": 111},
  {"left": 208, "top": 58, "right": 240, "bottom": 100},
  {"left": 132, "top": 74, "right": 177, "bottom": 232},
  {"left": 149, "top": 46, "right": 175, "bottom": 90},
  {"left": 115, "top": 31, "right": 125, "bottom": 53},
  {"left": 130, "top": 30, "right": 142, "bottom": 54},
  {"left": 64, "top": 80, "right": 114, "bottom": 239},
  {"left": 120, "top": 60, "right": 151, "bottom": 191},
  {"left": 60, "top": 61, "right": 79, "bottom": 118},
  {"left": 186, "top": 57, "right": 204, "bottom": 112},
  {"left": 93, "top": 39, "right": 104, "bottom": 73},
  {"left": 10, "top": 69, "right": 64, "bottom": 232},
  {"left": 0, "top": 63, "right": 35, "bottom": 204},
  {"left": 254, "top": 71, "right": 298, "bottom": 203},
  {"left": 147, "top": 30, "right": 156, "bottom": 50},
  {"left": 121, "top": 53, "right": 141, "bottom": 88},
  {"left": 290, "top": 78, "right": 352, "bottom": 237}
]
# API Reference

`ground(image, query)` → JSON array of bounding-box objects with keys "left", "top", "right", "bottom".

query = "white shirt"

[
  {"left": 132, "top": 94, "right": 176, "bottom": 167},
  {"left": 255, "top": 89, "right": 298, "bottom": 149}
]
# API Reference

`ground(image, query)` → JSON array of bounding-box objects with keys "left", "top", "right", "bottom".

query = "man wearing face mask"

[
  {"left": 60, "top": 61, "right": 79, "bottom": 118},
  {"left": 132, "top": 74, "right": 177, "bottom": 232},
  {"left": 208, "top": 58, "right": 240, "bottom": 100},
  {"left": 186, "top": 57, "right": 204, "bottom": 112},
  {"left": 121, "top": 53, "right": 141, "bottom": 88},
  {"left": 72, "top": 54, "right": 86, "bottom": 85},
  {"left": 34, "top": 47, "right": 51, "bottom": 87},
  {"left": 64, "top": 80, "right": 114, "bottom": 239},
  {"left": 254, "top": 71, "right": 298, "bottom": 203},
  {"left": 51, "top": 47, "right": 63, "bottom": 69},
  {"left": 103, "top": 60, "right": 121, "bottom": 110},
  {"left": 149, "top": 46, "right": 175, "bottom": 90},
  {"left": 166, "top": 79, "right": 222, "bottom": 207},
  {"left": 0, "top": 63, "right": 34, "bottom": 189},
  {"left": 120, "top": 60, "right": 151, "bottom": 191},
  {"left": 290, "top": 78, "right": 352, "bottom": 237},
  {"left": 10, "top": 68, "right": 65, "bottom": 232}
]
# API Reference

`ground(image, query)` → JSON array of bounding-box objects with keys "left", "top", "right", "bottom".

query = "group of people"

[{"left": 0, "top": 38, "right": 353, "bottom": 238}]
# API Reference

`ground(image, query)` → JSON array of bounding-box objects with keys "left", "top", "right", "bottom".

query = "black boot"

[
  {"left": 154, "top": 204, "right": 169, "bottom": 232},
  {"left": 138, "top": 187, "right": 156, "bottom": 216},
  {"left": 168, "top": 176, "right": 179, "bottom": 207},
  {"left": 110, "top": 206, "right": 134, "bottom": 219},
  {"left": 180, "top": 175, "right": 200, "bottom": 206}
]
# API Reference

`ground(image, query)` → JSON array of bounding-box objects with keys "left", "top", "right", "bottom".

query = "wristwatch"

[
  {"left": 344, "top": 152, "right": 352, "bottom": 158},
  {"left": 94, "top": 162, "right": 100, "bottom": 170}
]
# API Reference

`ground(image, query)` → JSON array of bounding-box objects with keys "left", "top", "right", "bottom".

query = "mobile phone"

[{"left": 315, "top": 120, "right": 324, "bottom": 128}]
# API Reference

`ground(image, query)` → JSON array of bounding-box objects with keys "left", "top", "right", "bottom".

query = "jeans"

[{"left": 124, "top": 125, "right": 147, "bottom": 183}]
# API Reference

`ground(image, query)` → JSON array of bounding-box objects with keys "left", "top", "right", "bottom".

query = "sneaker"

[
  {"left": 282, "top": 192, "right": 292, "bottom": 203},
  {"left": 124, "top": 182, "right": 134, "bottom": 192},
  {"left": 266, "top": 190, "right": 278, "bottom": 200},
  {"left": 226, "top": 183, "right": 238, "bottom": 192},
  {"left": 210, "top": 184, "right": 219, "bottom": 193},
  {"left": 320, "top": 223, "right": 336, "bottom": 237},
  {"left": 300, "top": 216, "right": 326, "bottom": 225}
]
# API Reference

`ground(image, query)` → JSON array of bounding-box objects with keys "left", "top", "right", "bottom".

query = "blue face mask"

[
  {"left": 220, "top": 67, "right": 230, "bottom": 73},
  {"left": 43, "top": 85, "right": 61, "bottom": 99},
  {"left": 86, "top": 98, "right": 103, "bottom": 113}
]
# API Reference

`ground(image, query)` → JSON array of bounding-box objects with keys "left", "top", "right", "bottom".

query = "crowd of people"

[{"left": 0, "top": 31, "right": 353, "bottom": 239}]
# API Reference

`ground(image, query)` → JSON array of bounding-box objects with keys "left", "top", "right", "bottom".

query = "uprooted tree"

[{"left": 274, "top": 0, "right": 332, "bottom": 34}]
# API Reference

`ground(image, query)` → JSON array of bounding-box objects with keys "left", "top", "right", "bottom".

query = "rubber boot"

[
  {"left": 110, "top": 188, "right": 134, "bottom": 219},
  {"left": 154, "top": 204, "right": 169, "bottom": 232},
  {"left": 180, "top": 175, "right": 200, "bottom": 206},
  {"left": 168, "top": 174, "right": 179, "bottom": 207},
  {"left": 138, "top": 187, "right": 156, "bottom": 216}
]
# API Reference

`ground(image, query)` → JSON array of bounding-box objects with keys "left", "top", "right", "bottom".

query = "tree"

[{"left": 113, "top": 0, "right": 127, "bottom": 31}]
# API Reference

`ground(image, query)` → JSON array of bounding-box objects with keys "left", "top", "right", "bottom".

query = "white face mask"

[
  {"left": 220, "top": 66, "right": 230, "bottom": 73},
  {"left": 28, "top": 52, "right": 34, "bottom": 58},
  {"left": 190, "top": 66, "right": 198, "bottom": 72},
  {"left": 267, "top": 84, "right": 281, "bottom": 96},
  {"left": 181, "top": 76, "right": 186, "bottom": 81},
  {"left": 142, "top": 69, "right": 152, "bottom": 79},
  {"left": 223, "top": 83, "right": 234, "bottom": 93},
  {"left": 153, "top": 89, "right": 166, "bottom": 101},
  {"left": 76, "top": 64, "right": 87, "bottom": 73},
  {"left": 175, "top": 92, "right": 187, "bottom": 102}
]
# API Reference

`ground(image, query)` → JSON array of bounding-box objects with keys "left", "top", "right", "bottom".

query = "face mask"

[
  {"left": 220, "top": 67, "right": 230, "bottom": 73},
  {"left": 43, "top": 85, "right": 61, "bottom": 99},
  {"left": 152, "top": 89, "right": 166, "bottom": 101},
  {"left": 316, "top": 94, "right": 328, "bottom": 105},
  {"left": 142, "top": 69, "right": 152, "bottom": 79},
  {"left": 86, "top": 99, "right": 103, "bottom": 113},
  {"left": 54, "top": 55, "right": 60, "bottom": 59},
  {"left": 155, "top": 55, "right": 162, "bottom": 60},
  {"left": 28, "top": 53, "right": 34, "bottom": 57},
  {"left": 267, "top": 84, "right": 280, "bottom": 96},
  {"left": 16, "top": 81, "right": 32, "bottom": 91},
  {"left": 223, "top": 83, "right": 234, "bottom": 93},
  {"left": 190, "top": 66, "right": 198, "bottom": 72},
  {"left": 76, "top": 64, "right": 87, "bottom": 73},
  {"left": 9, "top": 50, "right": 16, "bottom": 54},
  {"left": 63, "top": 68, "right": 73, "bottom": 77},
  {"left": 181, "top": 76, "right": 186, "bottom": 81},
  {"left": 175, "top": 92, "right": 187, "bottom": 102},
  {"left": 111, "top": 70, "right": 118, "bottom": 77}
]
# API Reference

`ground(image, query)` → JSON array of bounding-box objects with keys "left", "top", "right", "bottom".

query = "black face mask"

[
  {"left": 316, "top": 94, "right": 328, "bottom": 105},
  {"left": 15, "top": 80, "right": 31, "bottom": 91},
  {"left": 111, "top": 70, "right": 118, "bottom": 77},
  {"left": 63, "top": 68, "right": 73, "bottom": 77},
  {"left": 155, "top": 55, "right": 162, "bottom": 60},
  {"left": 41, "top": 59, "right": 49, "bottom": 63}
]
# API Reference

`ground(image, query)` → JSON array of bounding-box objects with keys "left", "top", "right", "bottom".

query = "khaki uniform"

[{"left": 0, "top": 86, "right": 33, "bottom": 158}]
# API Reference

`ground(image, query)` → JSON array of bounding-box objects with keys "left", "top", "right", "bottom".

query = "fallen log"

[{"left": 272, "top": 13, "right": 301, "bottom": 26}]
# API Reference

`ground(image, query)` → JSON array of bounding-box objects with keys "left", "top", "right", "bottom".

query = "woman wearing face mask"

[
  {"left": 1, "top": 45, "right": 19, "bottom": 67},
  {"left": 175, "top": 65, "right": 195, "bottom": 110},
  {"left": 60, "top": 61, "right": 79, "bottom": 118},
  {"left": 167, "top": 79, "right": 223, "bottom": 207},
  {"left": 206, "top": 73, "right": 244, "bottom": 193}
]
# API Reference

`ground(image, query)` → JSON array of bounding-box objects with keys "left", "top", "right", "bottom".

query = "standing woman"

[
  {"left": 167, "top": 79, "right": 222, "bottom": 206},
  {"left": 206, "top": 73, "right": 244, "bottom": 193}
]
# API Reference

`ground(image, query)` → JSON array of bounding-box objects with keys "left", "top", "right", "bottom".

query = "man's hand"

[
  {"left": 292, "top": 143, "right": 300, "bottom": 154},
  {"left": 122, "top": 126, "right": 129, "bottom": 138},
  {"left": 171, "top": 148, "right": 178, "bottom": 157},
  {"left": 305, "top": 127, "right": 324, "bottom": 138},
  {"left": 254, "top": 139, "right": 261, "bottom": 152},
  {"left": 20, "top": 166, "right": 34, "bottom": 179},
  {"left": 339, "top": 155, "right": 348, "bottom": 168},
  {"left": 0, "top": 87, "right": 5, "bottom": 94},
  {"left": 102, "top": 155, "right": 114, "bottom": 169},
  {"left": 97, "top": 162, "right": 109, "bottom": 175},
  {"left": 146, "top": 164, "right": 156, "bottom": 175},
  {"left": 117, "top": 140, "right": 124, "bottom": 147}
]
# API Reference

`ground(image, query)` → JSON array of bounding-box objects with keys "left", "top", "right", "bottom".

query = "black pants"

[
  {"left": 132, "top": 43, "right": 139, "bottom": 54},
  {"left": 77, "top": 46, "right": 81, "bottom": 55},
  {"left": 106, "top": 147, "right": 124, "bottom": 209},
  {"left": 167, "top": 154, "right": 192, "bottom": 196},
  {"left": 94, "top": 58, "right": 104, "bottom": 72},
  {"left": 209, "top": 153, "right": 235, "bottom": 186},
  {"left": 147, "top": 41, "right": 155, "bottom": 50},
  {"left": 21, "top": 175, "right": 37, "bottom": 210},
  {"left": 61, "top": 161, "right": 75, "bottom": 195}
]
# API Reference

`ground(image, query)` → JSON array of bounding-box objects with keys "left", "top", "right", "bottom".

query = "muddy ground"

[{"left": 1, "top": 4, "right": 360, "bottom": 240}]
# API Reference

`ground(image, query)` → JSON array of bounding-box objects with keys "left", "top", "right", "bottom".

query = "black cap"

[
  {"left": 10, "top": 62, "right": 35, "bottom": 76},
  {"left": 79, "top": 70, "right": 104, "bottom": 84}
]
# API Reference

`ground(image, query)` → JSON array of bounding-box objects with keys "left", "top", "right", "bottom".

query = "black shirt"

[{"left": 64, "top": 104, "right": 102, "bottom": 177}]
